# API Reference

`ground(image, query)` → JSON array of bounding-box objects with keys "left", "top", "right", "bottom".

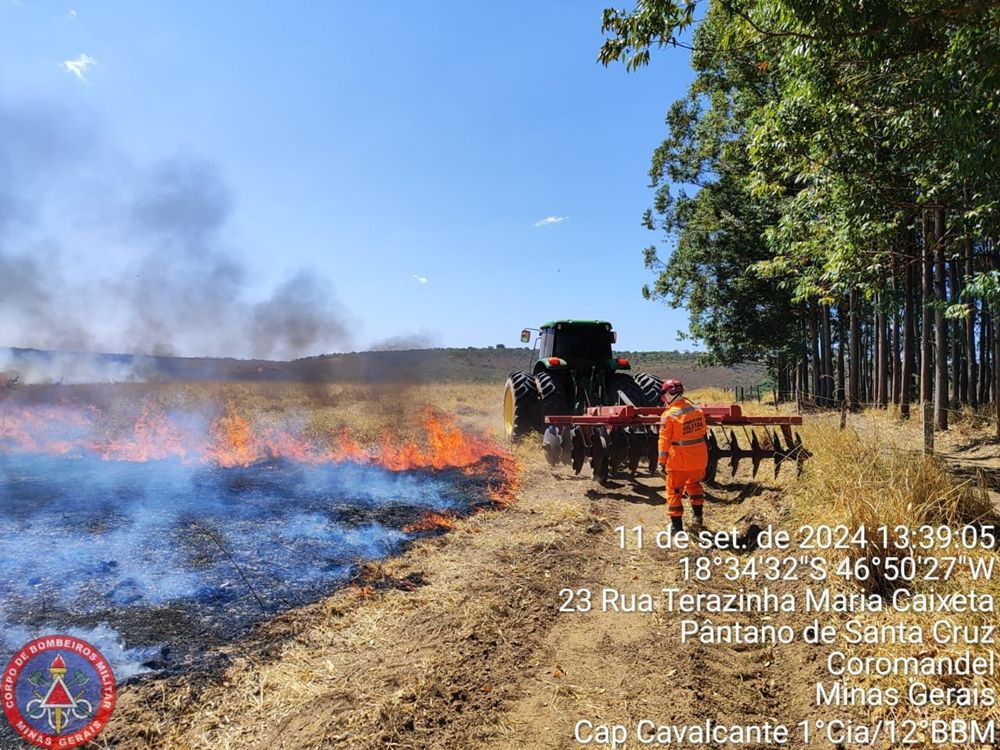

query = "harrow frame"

[{"left": 542, "top": 404, "right": 808, "bottom": 485}]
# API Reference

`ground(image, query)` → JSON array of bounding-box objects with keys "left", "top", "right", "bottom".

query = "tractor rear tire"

[
  {"left": 535, "top": 370, "right": 570, "bottom": 418},
  {"left": 608, "top": 373, "right": 648, "bottom": 407},
  {"left": 503, "top": 371, "right": 540, "bottom": 438},
  {"left": 633, "top": 372, "right": 664, "bottom": 406}
]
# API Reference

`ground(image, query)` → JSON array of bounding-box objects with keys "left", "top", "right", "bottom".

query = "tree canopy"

[{"left": 602, "top": 0, "right": 1000, "bottom": 430}]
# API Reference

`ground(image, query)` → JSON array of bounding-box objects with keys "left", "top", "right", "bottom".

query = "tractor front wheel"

[{"left": 503, "top": 371, "right": 540, "bottom": 438}]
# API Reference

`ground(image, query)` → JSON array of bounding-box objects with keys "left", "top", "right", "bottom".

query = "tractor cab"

[{"left": 520, "top": 320, "right": 622, "bottom": 374}]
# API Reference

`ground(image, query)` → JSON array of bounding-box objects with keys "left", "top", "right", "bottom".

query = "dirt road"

[{"left": 478, "top": 468, "right": 824, "bottom": 750}]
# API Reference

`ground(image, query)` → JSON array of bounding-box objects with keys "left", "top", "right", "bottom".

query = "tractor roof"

[{"left": 540, "top": 320, "right": 612, "bottom": 329}]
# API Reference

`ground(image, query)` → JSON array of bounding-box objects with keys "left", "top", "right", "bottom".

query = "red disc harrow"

[{"left": 542, "top": 404, "right": 808, "bottom": 485}]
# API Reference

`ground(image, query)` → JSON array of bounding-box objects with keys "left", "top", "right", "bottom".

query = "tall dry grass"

[
  {"left": 790, "top": 417, "right": 999, "bottom": 734},
  {"left": 687, "top": 386, "right": 798, "bottom": 417}
]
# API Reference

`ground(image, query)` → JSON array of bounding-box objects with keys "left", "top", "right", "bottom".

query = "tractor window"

[{"left": 552, "top": 326, "right": 613, "bottom": 361}]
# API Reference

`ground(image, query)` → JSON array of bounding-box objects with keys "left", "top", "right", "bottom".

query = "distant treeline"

[{"left": 0, "top": 346, "right": 718, "bottom": 385}]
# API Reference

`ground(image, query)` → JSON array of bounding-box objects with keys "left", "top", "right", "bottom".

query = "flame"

[
  {"left": 209, "top": 409, "right": 259, "bottom": 467},
  {"left": 328, "top": 426, "right": 369, "bottom": 463},
  {"left": 0, "top": 401, "right": 520, "bottom": 502},
  {"left": 96, "top": 404, "right": 196, "bottom": 462},
  {"left": 377, "top": 408, "right": 500, "bottom": 472},
  {"left": 403, "top": 511, "right": 458, "bottom": 533}
]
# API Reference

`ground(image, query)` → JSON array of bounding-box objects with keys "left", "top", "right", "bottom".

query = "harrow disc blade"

[
  {"left": 646, "top": 425, "right": 660, "bottom": 475},
  {"left": 749, "top": 430, "right": 777, "bottom": 479},
  {"left": 542, "top": 426, "right": 561, "bottom": 467},
  {"left": 609, "top": 428, "right": 628, "bottom": 476},
  {"left": 705, "top": 430, "right": 720, "bottom": 484},
  {"left": 627, "top": 427, "right": 645, "bottom": 475},
  {"left": 771, "top": 429, "right": 786, "bottom": 478},
  {"left": 570, "top": 426, "right": 586, "bottom": 475},
  {"left": 591, "top": 426, "right": 610, "bottom": 485},
  {"left": 750, "top": 430, "right": 762, "bottom": 478},
  {"left": 793, "top": 431, "right": 810, "bottom": 476},
  {"left": 728, "top": 430, "right": 742, "bottom": 476},
  {"left": 560, "top": 425, "right": 572, "bottom": 465}
]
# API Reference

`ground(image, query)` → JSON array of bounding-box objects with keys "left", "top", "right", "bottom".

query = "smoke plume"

[{"left": 0, "top": 94, "right": 353, "bottom": 371}]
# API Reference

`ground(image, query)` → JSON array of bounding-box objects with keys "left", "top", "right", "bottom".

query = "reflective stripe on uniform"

[
  {"left": 669, "top": 404, "right": 697, "bottom": 416},
  {"left": 671, "top": 437, "right": 705, "bottom": 446}
]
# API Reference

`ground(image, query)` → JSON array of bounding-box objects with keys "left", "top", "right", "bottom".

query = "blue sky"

[{"left": 0, "top": 1, "right": 696, "bottom": 356}]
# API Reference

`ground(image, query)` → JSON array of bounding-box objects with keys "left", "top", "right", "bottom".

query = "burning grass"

[
  {"left": 0, "top": 383, "right": 513, "bottom": 473},
  {"left": 403, "top": 512, "right": 459, "bottom": 533},
  {"left": 0, "top": 381, "right": 521, "bottom": 687}
]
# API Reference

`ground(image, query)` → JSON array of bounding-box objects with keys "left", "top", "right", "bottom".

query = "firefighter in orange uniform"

[{"left": 657, "top": 379, "right": 708, "bottom": 531}]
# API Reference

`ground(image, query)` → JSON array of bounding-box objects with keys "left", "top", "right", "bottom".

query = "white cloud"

[
  {"left": 61, "top": 53, "right": 96, "bottom": 81},
  {"left": 412, "top": 274, "right": 429, "bottom": 284},
  {"left": 534, "top": 215, "right": 568, "bottom": 227},
  {"left": 68, "top": 8, "right": 77, "bottom": 17}
]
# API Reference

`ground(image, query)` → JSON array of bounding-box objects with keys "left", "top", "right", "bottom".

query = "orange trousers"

[{"left": 664, "top": 468, "right": 705, "bottom": 519}]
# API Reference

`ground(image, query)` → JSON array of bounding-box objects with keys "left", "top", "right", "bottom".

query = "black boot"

[
  {"left": 671, "top": 516, "right": 683, "bottom": 532},
  {"left": 691, "top": 507, "right": 704, "bottom": 531}
]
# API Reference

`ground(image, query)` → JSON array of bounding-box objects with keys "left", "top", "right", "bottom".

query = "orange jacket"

[{"left": 657, "top": 396, "right": 708, "bottom": 471}]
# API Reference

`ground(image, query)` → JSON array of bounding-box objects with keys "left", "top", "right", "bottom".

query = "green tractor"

[{"left": 503, "top": 320, "right": 664, "bottom": 438}]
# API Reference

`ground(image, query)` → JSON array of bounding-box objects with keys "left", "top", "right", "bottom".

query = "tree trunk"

[
  {"left": 994, "top": 305, "right": 1000, "bottom": 440},
  {"left": 837, "top": 301, "right": 846, "bottom": 403},
  {"left": 966, "top": 237, "right": 979, "bottom": 407},
  {"left": 878, "top": 302, "right": 889, "bottom": 408},
  {"left": 821, "top": 304, "right": 834, "bottom": 405},
  {"left": 849, "top": 288, "right": 860, "bottom": 411},
  {"left": 982, "top": 308, "right": 993, "bottom": 407},
  {"left": 951, "top": 257, "right": 963, "bottom": 405},
  {"left": 861, "top": 318, "right": 868, "bottom": 403},
  {"left": 797, "top": 354, "right": 807, "bottom": 406},
  {"left": 874, "top": 305, "right": 881, "bottom": 406},
  {"left": 800, "top": 313, "right": 809, "bottom": 401},
  {"left": 891, "top": 306, "right": 901, "bottom": 405},
  {"left": 865, "top": 320, "right": 873, "bottom": 404},
  {"left": 901, "top": 236, "right": 914, "bottom": 418},
  {"left": 776, "top": 354, "right": 786, "bottom": 403},
  {"left": 934, "top": 207, "right": 949, "bottom": 431},
  {"left": 809, "top": 302, "right": 821, "bottom": 405},
  {"left": 920, "top": 212, "right": 933, "bottom": 409}
]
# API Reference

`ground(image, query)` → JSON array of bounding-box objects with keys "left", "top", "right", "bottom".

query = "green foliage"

[
  {"left": 966, "top": 271, "right": 1000, "bottom": 309},
  {"left": 603, "top": 0, "right": 1000, "bottom": 372},
  {"left": 599, "top": 1, "right": 699, "bottom": 70}
]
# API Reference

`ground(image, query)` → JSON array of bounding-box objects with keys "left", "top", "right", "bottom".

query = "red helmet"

[{"left": 661, "top": 379, "right": 684, "bottom": 397}]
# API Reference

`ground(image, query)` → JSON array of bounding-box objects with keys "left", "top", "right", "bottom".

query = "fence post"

[
  {"left": 923, "top": 401, "right": 934, "bottom": 455},
  {"left": 840, "top": 399, "right": 848, "bottom": 430}
]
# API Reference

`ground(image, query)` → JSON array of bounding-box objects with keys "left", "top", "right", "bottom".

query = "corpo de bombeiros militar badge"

[{"left": 2, "top": 635, "right": 116, "bottom": 748}]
